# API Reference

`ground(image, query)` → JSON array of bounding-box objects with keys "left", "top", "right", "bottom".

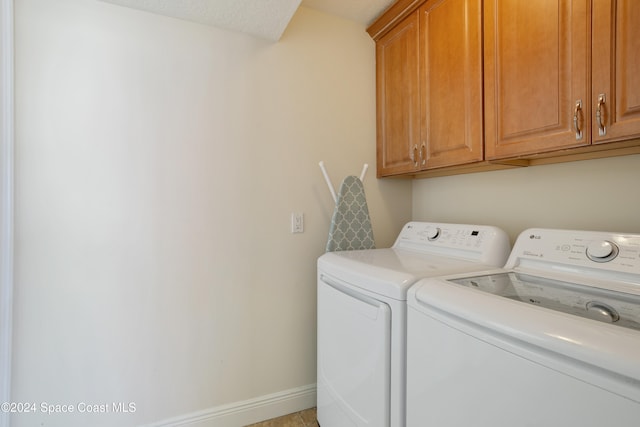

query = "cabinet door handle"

[
  {"left": 412, "top": 145, "right": 418, "bottom": 167},
  {"left": 420, "top": 142, "right": 426, "bottom": 166},
  {"left": 573, "top": 100, "right": 583, "bottom": 140},
  {"left": 596, "top": 93, "right": 606, "bottom": 136}
]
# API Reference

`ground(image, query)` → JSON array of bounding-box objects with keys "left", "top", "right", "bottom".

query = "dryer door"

[{"left": 317, "top": 274, "right": 391, "bottom": 427}]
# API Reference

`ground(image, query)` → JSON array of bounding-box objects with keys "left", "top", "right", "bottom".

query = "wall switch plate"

[{"left": 291, "top": 212, "right": 304, "bottom": 233}]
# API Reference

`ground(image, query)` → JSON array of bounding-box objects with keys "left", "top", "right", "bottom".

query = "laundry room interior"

[{"left": 1, "top": 0, "right": 639, "bottom": 426}]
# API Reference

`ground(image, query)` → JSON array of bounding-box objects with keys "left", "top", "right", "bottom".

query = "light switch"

[{"left": 291, "top": 212, "right": 304, "bottom": 233}]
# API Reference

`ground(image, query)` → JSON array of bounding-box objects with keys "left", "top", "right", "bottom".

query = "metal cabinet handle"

[
  {"left": 420, "top": 142, "right": 426, "bottom": 166},
  {"left": 412, "top": 145, "right": 418, "bottom": 167},
  {"left": 596, "top": 93, "right": 606, "bottom": 136},
  {"left": 573, "top": 100, "right": 583, "bottom": 140}
]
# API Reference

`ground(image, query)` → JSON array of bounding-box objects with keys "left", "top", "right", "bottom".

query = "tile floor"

[{"left": 245, "top": 407, "right": 318, "bottom": 427}]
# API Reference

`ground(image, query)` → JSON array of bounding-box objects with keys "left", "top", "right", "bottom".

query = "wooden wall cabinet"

[
  {"left": 484, "top": 0, "right": 640, "bottom": 160},
  {"left": 369, "top": 0, "right": 640, "bottom": 178},
  {"left": 375, "top": 11, "right": 420, "bottom": 176},
  {"left": 592, "top": 0, "right": 640, "bottom": 144},
  {"left": 371, "top": 0, "right": 483, "bottom": 177}
]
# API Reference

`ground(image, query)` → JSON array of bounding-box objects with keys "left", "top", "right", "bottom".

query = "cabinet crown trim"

[{"left": 367, "top": 0, "right": 425, "bottom": 40}]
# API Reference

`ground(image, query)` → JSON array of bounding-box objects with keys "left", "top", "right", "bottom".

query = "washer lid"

[
  {"left": 409, "top": 277, "right": 640, "bottom": 397},
  {"left": 318, "top": 248, "right": 494, "bottom": 300},
  {"left": 450, "top": 272, "right": 640, "bottom": 331}
]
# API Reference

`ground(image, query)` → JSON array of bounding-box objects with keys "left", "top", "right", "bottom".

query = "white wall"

[
  {"left": 12, "top": 1, "right": 412, "bottom": 426},
  {"left": 413, "top": 154, "right": 640, "bottom": 243}
]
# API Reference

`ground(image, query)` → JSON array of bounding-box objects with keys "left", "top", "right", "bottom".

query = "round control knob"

[
  {"left": 426, "top": 227, "right": 441, "bottom": 241},
  {"left": 586, "top": 240, "right": 619, "bottom": 262}
]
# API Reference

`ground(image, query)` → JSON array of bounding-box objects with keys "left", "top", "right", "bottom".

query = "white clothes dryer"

[
  {"left": 407, "top": 228, "right": 640, "bottom": 427},
  {"left": 317, "top": 221, "right": 510, "bottom": 427}
]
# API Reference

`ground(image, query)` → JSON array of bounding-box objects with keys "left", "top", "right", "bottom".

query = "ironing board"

[{"left": 325, "top": 175, "right": 375, "bottom": 252}]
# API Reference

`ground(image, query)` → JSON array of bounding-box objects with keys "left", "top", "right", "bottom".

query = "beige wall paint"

[
  {"left": 13, "top": 0, "right": 411, "bottom": 426},
  {"left": 413, "top": 154, "right": 640, "bottom": 244}
]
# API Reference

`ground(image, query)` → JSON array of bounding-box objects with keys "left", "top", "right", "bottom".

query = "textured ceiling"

[
  {"left": 302, "top": 0, "right": 394, "bottom": 25},
  {"left": 100, "top": 0, "right": 303, "bottom": 41},
  {"left": 99, "top": 0, "right": 395, "bottom": 41}
]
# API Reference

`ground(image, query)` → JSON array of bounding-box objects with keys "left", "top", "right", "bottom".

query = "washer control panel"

[{"left": 507, "top": 228, "right": 640, "bottom": 273}]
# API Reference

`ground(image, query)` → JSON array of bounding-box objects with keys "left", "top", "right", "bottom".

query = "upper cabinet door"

[
  {"left": 375, "top": 12, "right": 420, "bottom": 177},
  {"left": 419, "top": 0, "right": 484, "bottom": 168},
  {"left": 592, "top": 0, "right": 640, "bottom": 144},
  {"left": 484, "top": 0, "right": 590, "bottom": 159}
]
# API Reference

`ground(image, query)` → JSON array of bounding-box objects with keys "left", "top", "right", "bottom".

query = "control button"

[
  {"left": 586, "top": 240, "right": 619, "bottom": 262},
  {"left": 426, "top": 227, "right": 441, "bottom": 241}
]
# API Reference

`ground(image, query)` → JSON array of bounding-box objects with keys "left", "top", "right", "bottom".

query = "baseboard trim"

[{"left": 140, "top": 383, "right": 317, "bottom": 427}]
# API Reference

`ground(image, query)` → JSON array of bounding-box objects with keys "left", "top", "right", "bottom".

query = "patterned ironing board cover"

[{"left": 325, "top": 175, "right": 375, "bottom": 252}]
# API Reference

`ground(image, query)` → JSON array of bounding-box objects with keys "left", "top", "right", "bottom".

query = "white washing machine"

[
  {"left": 407, "top": 228, "right": 640, "bottom": 427},
  {"left": 317, "top": 221, "right": 511, "bottom": 427}
]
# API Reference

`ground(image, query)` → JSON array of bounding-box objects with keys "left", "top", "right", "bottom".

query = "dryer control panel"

[
  {"left": 507, "top": 228, "right": 640, "bottom": 278},
  {"left": 393, "top": 222, "right": 511, "bottom": 267}
]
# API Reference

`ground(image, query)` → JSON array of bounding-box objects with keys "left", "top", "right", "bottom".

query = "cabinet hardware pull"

[
  {"left": 596, "top": 93, "right": 606, "bottom": 136},
  {"left": 420, "top": 142, "right": 426, "bottom": 166},
  {"left": 412, "top": 145, "right": 418, "bottom": 167},
  {"left": 573, "top": 100, "right": 583, "bottom": 140}
]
